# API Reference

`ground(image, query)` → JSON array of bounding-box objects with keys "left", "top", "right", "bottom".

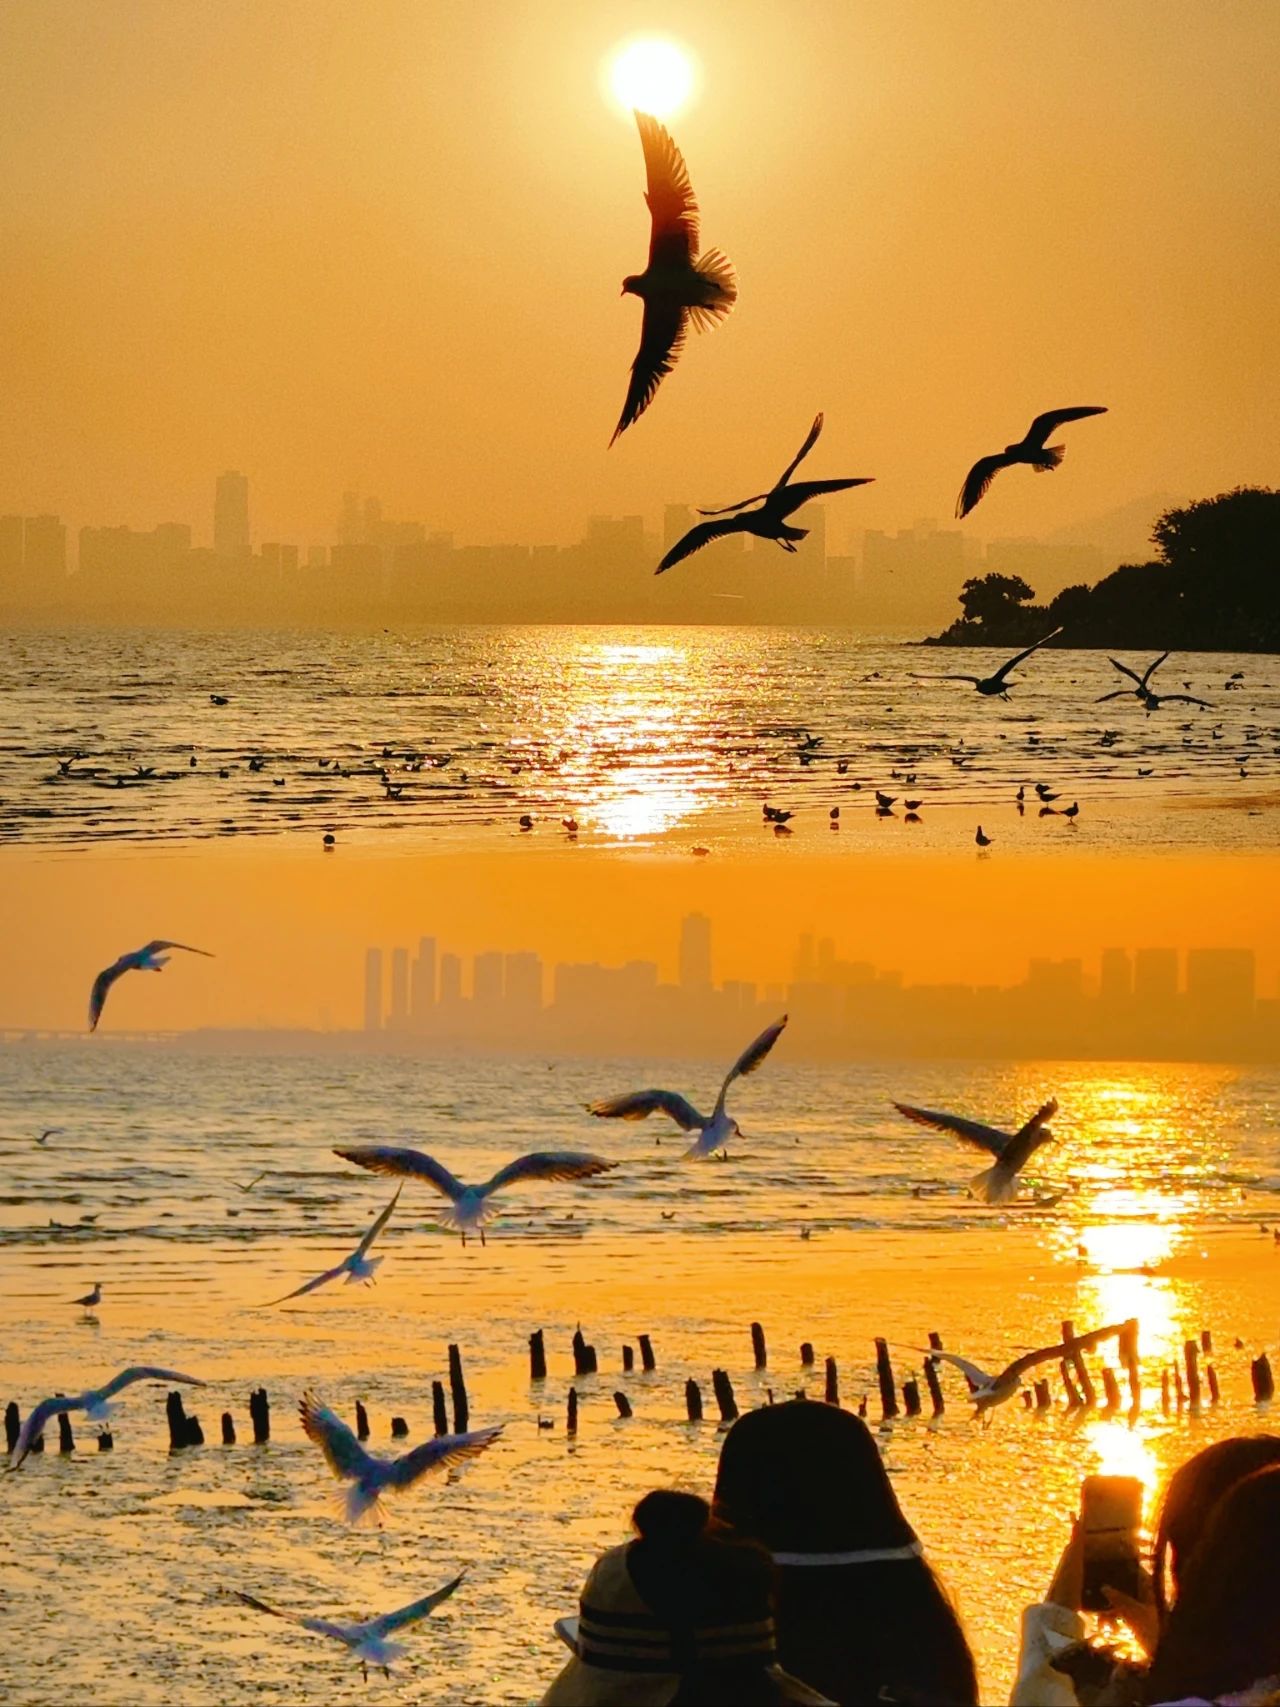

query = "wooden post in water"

[
  {"left": 1251, "top": 1354, "right": 1275, "bottom": 1403},
  {"left": 448, "top": 1344, "right": 469, "bottom": 1433},
  {"left": 928, "top": 1331, "right": 944, "bottom": 1352},
  {"left": 1184, "top": 1340, "right": 1202, "bottom": 1407},
  {"left": 97, "top": 1429, "right": 113, "bottom": 1451},
  {"left": 249, "top": 1389, "right": 270, "bottom": 1444},
  {"left": 1201, "top": 1329, "right": 1213, "bottom": 1355},
  {"left": 432, "top": 1380, "right": 448, "bottom": 1436},
  {"left": 622, "top": 1344, "right": 634, "bottom": 1373},
  {"left": 902, "top": 1378, "right": 921, "bottom": 1416},
  {"left": 1161, "top": 1368, "right": 1171, "bottom": 1414},
  {"left": 800, "top": 1341, "right": 815, "bottom": 1367},
  {"left": 874, "top": 1339, "right": 899, "bottom": 1420},
  {"left": 1120, "top": 1319, "right": 1141, "bottom": 1407},
  {"left": 391, "top": 1416, "right": 408, "bottom": 1437},
  {"left": 355, "top": 1400, "right": 370, "bottom": 1441},
  {"left": 613, "top": 1392, "right": 633, "bottom": 1419},
  {"left": 712, "top": 1369, "right": 739, "bottom": 1422},
  {"left": 1034, "top": 1379, "right": 1052, "bottom": 1410},
  {"left": 572, "top": 1328, "right": 591, "bottom": 1376},
  {"left": 58, "top": 1413, "right": 75, "bottom": 1453},
  {"left": 751, "top": 1322, "right": 768, "bottom": 1371},
  {"left": 220, "top": 1412, "right": 236, "bottom": 1446},
  {"left": 685, "top": 1378, "right": 703, "bottom": 1422},
  {"left": 1174, "top": 1364, "right": 1186, "bottom": 1409},
  {"left": 824, "top": 1357, "right": 839, "bottom": 1406},
  {"left": 167, "top": 1391, "right": 188, "bottom": 1451},
  {"left": 923, "top": 1357, "right": 945, "bottom": 1416},
  {"left": 567, "top": 1387, "right": 578, "bottom": 1435},
  {"left": 1022, "top": 1390, "right": 1034, "bottom": 1409},
  {"left": 1205, "top": 1365, "right": 1220, "bottom": 1405},
  {"left": 1101, "top": 1368, "right": 1122, "bottom": 1411},
  {"left": 3, "top": 1403, "right": 18, "bottom": 1454},
  {"left": 184, "top": 1413, "right": 204, "bottom": 1447},
  {"left": 1061, "top": 1361, "right": 1083, "bottom": 1409},
  {"left": 1061, "top": 1321, "right": 1096, "bottom": 1407},
  {"left": 638, "top": 1335, "right": 655, "bottom": 1372},
  {"left": 529, "top": 1330, "right": 547, "bottom": 1382}
]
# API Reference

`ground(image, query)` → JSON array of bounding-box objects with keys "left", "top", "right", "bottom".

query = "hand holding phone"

[{"left": 1080, "top": 1474, "right": 1144, "bottom": 1613}]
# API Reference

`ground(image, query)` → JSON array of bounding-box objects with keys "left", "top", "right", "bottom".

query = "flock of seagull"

[{"left": 611, "top": 110, "right": 1108, "bottom": 571}]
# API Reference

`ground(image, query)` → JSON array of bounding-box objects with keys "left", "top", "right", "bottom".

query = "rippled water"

[
  {"left": 2, "top": 1044, "right": 1279, "bottom": 1703},
  {"left": 2, "top": 627, "right": 1277, "bottom": 851}
]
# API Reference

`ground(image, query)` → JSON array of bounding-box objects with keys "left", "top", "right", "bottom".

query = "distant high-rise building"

[
  {"left": 1099, "top": 948, "right": 1133, "bottom": 1002},
  {"left": 679, "top": 913, "right": 712, "bottom": 989},
  {"left": 363, "top": 948, "right": 383, "bottom": 1033},
  {"left": 504, "top": 952, "right": 542, "bottom": 1015},
  {"left": 474, "top": 951, "right": 504, "bottom": 1006},
  {"left": 663, "top": 504, "right": 693, "bottom": 554},
  {"left": 411, "top": 937, "right": 437, "bottom": 1025},
  {"left": 1186, "top": 948, "right": 1255, "bottom": 1016},
  {"left": 1134, "top": 948, "right": 1179, "bottom": 1003},
  {"left": 22, "top": 514, "right": 67, "bottom": 585},
  {"left": 0, "top": 515, "right": 24, "bottom": 585},
  {"left": 439, "top": 952, "right": 462, "bottom": 1005},
  {"left": 390, "top": 947, "right": 409, "bottom": 1030},
  {"left": 214, "top": 471, "right": 250, "bottom": 559}
]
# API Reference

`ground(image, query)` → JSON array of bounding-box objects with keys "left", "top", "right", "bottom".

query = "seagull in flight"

[
  {"left": 611, "top": 110, "right": 736, "bottom": 444},
  {"left": 88, "top": 939, "right": 214, "bottom": 1032},
  {"left": 657, "top": 414, "right": 873, "bottom": 573},
  {"left": 299, "top": 1392, "right": 501, "bottom": 1526},
  {"left": 891, "top": 1097, "right": 1058, "bottom": 1204},
  {"left": 267, "top": 1188, "right": 401, "bottom": 1304},
  {"left": 928, "top": 628, "right": 1063, "bottom": 698},
  {"left": 956, "top": 407, "right": 1107, "bottom": 517},
  {"left": 915, "top": 1322, "right": 1125, "bottom": 1414},
  {"left": 586, "top": 1016, "right": 788, "bottom": 1159},
  {"left": 332, "top": 1149, "right": 616, "bottom": 1246},
  {"left": 1097, "top": 653, "right": 1213, "bottom": 711},
  {"left": 236, "top": 1574, "right": 465, "bottom": 1682},
  {"left": 36, "top": 1128, "right": 64, "bottom": 1145},
  {"left": 10, "top": 1365, "right": 205, "bottom": 1468}
]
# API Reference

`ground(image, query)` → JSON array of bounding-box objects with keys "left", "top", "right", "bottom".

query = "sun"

[{"left": 605, "top": 36, "right": 697, "bottom": 121}]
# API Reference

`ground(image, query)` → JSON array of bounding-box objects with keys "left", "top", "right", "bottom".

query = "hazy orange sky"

[
  {"left": 2, "top": 0, "right": 1278, "bottom": 557},
  {"left": 4, "top": 844, "right": 1278, "bottom": 1031}
]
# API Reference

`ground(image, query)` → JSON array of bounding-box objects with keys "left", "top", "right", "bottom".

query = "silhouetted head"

[
  {"left": 1143, "top": 1463, "right": 1280, "bottom": 1704},
  {"left": 1151, "top": 1434, "right": 1280, "bottom": 1619},
  {"left": 621, "top": 273, "right": 646, "bottom": 298},
  {"left": 713, "top": 1402, "right": 978, "bottom": 1705}
]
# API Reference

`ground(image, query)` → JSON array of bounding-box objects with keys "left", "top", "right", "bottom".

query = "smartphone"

[{"left": 1080, "top": 1474, "right": 1144, "bottom": 1612}]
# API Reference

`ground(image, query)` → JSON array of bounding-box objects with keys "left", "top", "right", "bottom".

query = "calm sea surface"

[
  {"left": 2, "top": 1044, "right": 1278, "bottom": 1704},
  {"left": 2, "top": 627, "right": 1277, "bottom": 852}
]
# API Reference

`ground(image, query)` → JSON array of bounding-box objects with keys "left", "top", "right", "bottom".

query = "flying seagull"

[
  {"left": 611, "top": 110, "right": 736, "bottom": 444},
  {"left": 10, "top": 1365, "right": 205, "bottom": 1468},
  {"left": 586, "top": 1016, "right": 788, "bottom": 1159},
  {"left": 891, "top": 1097, "right": 1058, "bottom": 1204},
  {"left": 915, "top": 1322, "right": 1126, "bottom": 1413},
  {"left": 956, "top": 407, "right": 1107, "bottom": 517},
  {"left": 332, "top": 1149, "right": 616, "bottom": 1246},
  {"left": 36, "top": 1128, "right": 64, "bottom": 1145},
  {"left": 299, "top": 1392, "right": 502, "bottom": 1526},
  {"left": 657, "top": 414, "right": 873, "bottom": 573},
  {"left": 1097, "top": 653, "right": 1213, "bottom": 711},
  {"left": 267, "top": 1188, "right": 401, "bottom": 1305},
  {"left": 236, "top": 1574, "right": 465, "bottom": 1682},
  {"left": 927, "top": 628, "right": 1063, "bottom": 698},
  {"left": 88, "top": 939, "right": 214, "bottom": 1032}
]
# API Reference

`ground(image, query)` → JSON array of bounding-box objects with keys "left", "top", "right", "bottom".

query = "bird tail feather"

[
  {"left": 689, "top": 249, "right": 737, "bottom": 327},
  {"left": 970, "top": 1165, "right": 1017, "bottom": 1205},
  {"left": 1032, "top": 445, "right": 1066, "bottom": 472}
]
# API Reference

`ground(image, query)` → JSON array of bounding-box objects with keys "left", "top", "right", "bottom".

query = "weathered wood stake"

[
  {"left": 58, "top": 1413, "right": 75, "bottom": 1453},
  {"left": 1034, "top": 1378, "right": 1052, "bottom": 1410},
  {"left": 572, "top": 1329, "right": 592, "bottom": 1376},
  {"left": 712, "top": 1369, "right": 739, "bottom": 1422},
  {"left": 97, "top": 1429, "right": 113, "bottom": 1451},
  {"left": 902, "top": 1378, "right": 921, "bottom": 1416},
  {"left": 567, "top": 1386, "right": 578, "bottom": 1435},
  {"left": 1161, "top": 1368, "right": 1171, "bottom": 1414},
  {"left": 1061, "top": 1360, "right": 1083, "bottom": 1409},
  {"left": 824, "top": 1356, "right": 839, "bottom": 1406},
  {"left": 1184, "top": 1340, "right": 1202, "bottom": 1407},
  {"left": 638, "top": 1334, "right": 655, "bottom": 1372},
  {"left": 184, "top": 1414, "right": 204, "bottom": 1447},
  {"left": 1101, "top": 1368, "right": 1122, "bottom": 1411},
  {"left": 1121, "top": 1319, "right": 1141, "bottom": 1406},
  {"left": 874, "top": 1339, "right": 899, "bottom": 1420},
  {"left": 622, "top": 1344, "right": 634, "bottom": 1373},
  {"left": 448, "top": 1343, "right": 469, "bottom": 1433},
  {"left": 249, "top": 1388, "right": 270, "bottom": 1443},
  {"left": 800, "top": 1341, "right": 815, "bottom": 1367},
  {"left": 391, "top": 1415, "right": 408, "bottom": 1437},
  {"left": 432, "top": 1380, "right": 448, "bottom": 1436},
  {"left": 355, "top": 1400, "right": 370, "bottom": 1440},
  {"left": 1174, "top": 1364, "right": 1186, "bottom": 1409},
  {"left": 1205, "top": 1364, "right": 1220, "bottom": 1405},
  {"left": 220, "top": 1412, "right": 236, "bottom": 1445},
  {"left": 923, "top": 1357, "right": 945, "bottom": 1415},
  {"left": 685, "top": 1378, "right": 703, "bottom": 1421},
  {"left": 1062, "top": 1320, "right": 1096, "bottom": 1407},
  {"left": 4, "top": 1403, "right": 18, "bottom": 1454},
  {"left": 751, "top": 1322, "right": 768, "bottom": 1370},
  {"left": 613, "top": 1392, "right": 633, "bottom": 1419},
  {"left": 529, "top": 1329, "right": 547, "bottom": 1381},
  {"left": 1251, "top": 1353, "right": 1275, "bottom": 1403},
  {"left": 1201, "top": 1328, "right": 1213, "bottom": 1355},
  {"left": 167, "top": 1390, "right": 188, "bottom": 1450}
]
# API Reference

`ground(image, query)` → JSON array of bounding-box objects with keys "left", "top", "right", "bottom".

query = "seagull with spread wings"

[
  {"left": 657, "top": 414, "right": 873, "bottom": 573},
  {"left": 611, "top": 110, "right": 736, "bottom": 444},
  {"left": 236, "top": 1574, "right": 465, "bottom": 1682},
  {"left": 891, "top": 1096, "right": 1058, "bottom": 1204},
  {"left": 586, "top": 1016, "right": 788, "bottom": 1159},
  {"left": 925, "top": 628, "right": 1063, "bottom": 698},
  {"left": 10, "top": 1365, "right": 205, "bottom": 1468},
  {"left": 88, "top": 939, "right": 214, "bottom": 1032},
  {"left": 266, "top": 1188, "right": 401, "bottom": 1305},
  {"left": 956, "top": 407, "right": 1107, "bottom": 517},
  {"left": 299, "top": 1392, "right": 501, "bottom": 1526},
  {"left": 915, "top": 1322, "right": 1126, "bottom": 1413},
  {"left": 1097, "top": 652, "right": 1213, "bottom": 711},
  {"left": 332, "top": 1149, "right": 616, "bottom": 1246}
]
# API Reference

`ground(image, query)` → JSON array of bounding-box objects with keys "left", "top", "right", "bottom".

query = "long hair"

[
  {"left": 712, "top": 1402, "right": 977, "bottom": 1706},
  {"left": 625, "top": 1490, "right": 792, "bottom": 1707},
  {"left": 1143, "top": 1464, "right": 1280, "bottom": 1704},
  {"left": 1150, "top": 1434, "right": 1280, "bottom": 1618}
]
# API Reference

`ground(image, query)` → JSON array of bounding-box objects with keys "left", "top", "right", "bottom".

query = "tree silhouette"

[{"left": 958, "top": 573, "right": 1034, "bottom": 627}]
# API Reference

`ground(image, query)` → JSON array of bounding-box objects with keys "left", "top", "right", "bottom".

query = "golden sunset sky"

[{"left": 3, "top": 0, "right": 1278, "bottom": 555}]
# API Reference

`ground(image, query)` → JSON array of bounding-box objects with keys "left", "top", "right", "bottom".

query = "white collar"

[{"left": 771, "top": 1542, "right": 923, "bottom": 1566}]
